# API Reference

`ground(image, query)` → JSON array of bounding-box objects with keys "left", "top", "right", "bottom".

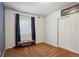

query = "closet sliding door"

[
  {"left": 70, "top": 12, "right": 79, "bottom": 53},
  {"left": 59, "top": 16, "right": 72, "bottom": 50},
  {"left": 59, "top": 12, "right": 79, "bottom": 53}
]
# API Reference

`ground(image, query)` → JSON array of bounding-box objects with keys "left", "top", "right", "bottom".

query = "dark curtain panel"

[
  {"left": 15, "top": 14, "right": 21, "bottom": 47},
  {"left": 31, "top": 17, "right": 36, "bottom": 42}
]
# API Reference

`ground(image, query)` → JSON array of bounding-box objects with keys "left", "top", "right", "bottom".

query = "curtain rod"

[
  {"left": 15, "top": 13, "right": 34, "bottom": 18},
  {"left": 20, "top": 14, "right": 32, "bottom": 18}
]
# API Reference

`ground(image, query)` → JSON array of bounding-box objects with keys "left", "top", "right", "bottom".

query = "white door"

[
  {"left": 59, "top": 16, "right": 72, "bottom": 50},
  {"left": 59, "top": 12, "right": 79, "bottom": 53},
  {"left": 70, "top": 12, "right": 79, "bottom": 53}
]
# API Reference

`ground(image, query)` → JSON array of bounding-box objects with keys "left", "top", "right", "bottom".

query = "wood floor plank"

[{"left": 4, "top": 42, "right": 79, "bottom": 57}]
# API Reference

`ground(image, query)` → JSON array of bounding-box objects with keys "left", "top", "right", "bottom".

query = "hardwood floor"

[{"left": 4, "top": 42, "right": 79, "bottom": 57}]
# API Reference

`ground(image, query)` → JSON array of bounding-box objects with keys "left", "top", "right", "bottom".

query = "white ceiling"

[{"left": 4, "top": 2, "right": 76, "bottom": 16}]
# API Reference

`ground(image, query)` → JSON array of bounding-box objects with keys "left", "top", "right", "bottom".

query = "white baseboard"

[
  {"left": 0, "top": 51, "right": 1, "bottom": 56},
  {"left": 45, "top": 41, "right": 58, "bottom": 47},
  {"left": 57, "top": 46, "right": 79, "bottom": 54},
  {"left": 1, "top": 49, "right": 5, "bottom": 57},
  {"left": 45, "top": 42, "right": 79, "bottom": 54}
]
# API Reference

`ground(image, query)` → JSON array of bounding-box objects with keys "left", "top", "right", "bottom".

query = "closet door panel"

[
  {"left": 59, "top": 16, "right": 72, "bottom": 50},
  {"left": 59, "top": 12, "right": 79, "bottom": 53},
  {"left": 69, "top": 14, "right": 77, "bottom": 52},
  {"left": 70, "top": 12, "right": 79, "bottom": 52}
]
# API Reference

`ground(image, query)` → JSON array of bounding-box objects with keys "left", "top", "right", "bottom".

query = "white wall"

[
  {"left": 5, "top": 9, "right": 15, "bottom": 49},
  {"left": 35, "top": 17, "right": 45, "bottom": 43},
  {"left": 45, "top": 10, "right": 60, "bottom": 46},
  {"left": 5, "top": 8, "right": 45, "bottom": 49}
]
